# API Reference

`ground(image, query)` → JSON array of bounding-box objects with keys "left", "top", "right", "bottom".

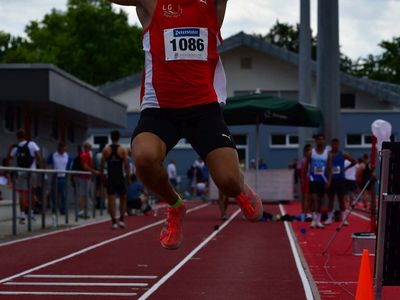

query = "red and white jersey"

[{"left": 140, "top": 0, "right": 227, "bottom": 110}]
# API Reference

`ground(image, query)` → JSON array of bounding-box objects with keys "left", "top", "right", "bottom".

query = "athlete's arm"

[
  {"left": 216, "top": 0, "right": 228, "bottom": 27},
  {"left": 108, "top": 0, "right": 141, "bottom": 6},
  {"left": 99, "top": 147, "right": 110, "bottom": 177},
  {"left": 121, "top": 148, "right": 132, "bottom": 185}
]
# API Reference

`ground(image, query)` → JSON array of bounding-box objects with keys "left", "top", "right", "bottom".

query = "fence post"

[
  {"left": 65, "top": 174, "right": 69, "bottom": 225},
  {"left": 27, "top": 172, "right": 32, "bottom": 232},
  {"left": 41, "top": 173, "right": 46, "bottom": 229},
  {"left": 12, "top": 172, "right": 17, "bottom": 236}
]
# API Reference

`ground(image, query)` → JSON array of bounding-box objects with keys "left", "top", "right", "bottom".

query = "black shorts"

[
  {"left": 328, "top": 178, "right": 346, "bottom": 196},
  {"left": 132, "top": 102, "right": 237, "bottom": 160},
  {"left": 345, "top": 179, "right": 356, "bottom": 193},
  {"left": 107, "top": 179, "right": 126, "bottom": 196},
  {"left": 309, "top": 181, "right": 326, "bottom": 197}
]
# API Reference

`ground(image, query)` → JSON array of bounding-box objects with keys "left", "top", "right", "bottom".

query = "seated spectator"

[{"left": 127, "top": 174, "right": 150, "bottom": 215}]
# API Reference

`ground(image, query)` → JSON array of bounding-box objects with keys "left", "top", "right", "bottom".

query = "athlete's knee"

[{"left": 133, "top": 148, "right": 161, "bottom": 171}]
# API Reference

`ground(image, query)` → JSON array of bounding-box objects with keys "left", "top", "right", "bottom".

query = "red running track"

[
  {"left": 283, "top": 202, "right": 400, "bottom": 300},
  {"left": 0, "top": 201, "right": 310, "bottom": 300}
]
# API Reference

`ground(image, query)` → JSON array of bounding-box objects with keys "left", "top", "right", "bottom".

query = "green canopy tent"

[{"left": 222, "top": 93, "right": 322, "bottom": 193}]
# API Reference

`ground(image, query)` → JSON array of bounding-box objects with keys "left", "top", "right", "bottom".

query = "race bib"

[
  {"left": 332, "top": 166, "right": 341, "bottom": 174},
  {"left": 164, "top": 27, "right": 208, "bottom": 61},
  {"left": 314, "top": 166, "right": 325, "bottom": 176}
]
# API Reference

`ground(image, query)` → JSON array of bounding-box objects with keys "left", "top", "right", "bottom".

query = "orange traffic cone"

[{"left": 355, "top": 249, "right": 374, "bottom": 300}]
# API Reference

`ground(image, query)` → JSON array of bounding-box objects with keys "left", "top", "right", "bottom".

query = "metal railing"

[{"left": 0, "top": 166, "right": 106, "bottom": 236}]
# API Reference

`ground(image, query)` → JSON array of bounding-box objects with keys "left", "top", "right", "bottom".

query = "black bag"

[{"left": 16, "top": 141, "right": 34, "bottom": 168}]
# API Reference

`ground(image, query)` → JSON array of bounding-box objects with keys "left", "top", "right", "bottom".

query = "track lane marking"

[
  {"left": 25, "top": 274, "right": 157, "bottom": 279},
  {"left": 0, "top": 291, "right": 137, "bottom": 296},
  {"left": 0, "top": 202, "right": 210, "bottom": 285},
  {"left": 279, "top": 204, "right": 314, "bottom": 300},
  {"left": 352, "top": 211, "right": 370, "bottom": 221},
  {"left": 5, "top": 282, "right": 147, "bottom": 287},
  {"left": 138, "top": 208, "right": 241, "bottom": 300},
  {"left": 0, "top": 204, "right": 169, "bottom": 248}
]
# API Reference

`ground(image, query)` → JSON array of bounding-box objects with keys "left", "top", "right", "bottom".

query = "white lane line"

[
  {"left": 5, "top": 282, "right": 147, "bottom": 287},
  {"left": 138, "top": 208, "right": 241, "bottom": 300},
  {"left": 0, "top": 291, "right": 137, "bottom": 296},
  {"left": 279, "top": 204, "right": 314, "bottom": 300},
  {"left": 0, "top": 204, "right": 170, "bottom": 248},
  {"left": 0, "top": 202, "right": 210, "bottom": 284},
  {"left": 352, "top": 211, "right": 370, "bottom": 221},
  {"left": 315, "top": 280, "right": 357, "bottom": 285},
  {"left": 25, "top": 274, "right": 157, "bottom": 279}
]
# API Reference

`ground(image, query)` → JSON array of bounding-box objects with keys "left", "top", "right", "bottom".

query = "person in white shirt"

[
  {"left": 344, "top": 158, "right": 357, "bottom": 206},
  {"left": 167, "top": 160, "right": 178, "bottom": 189},
  {"left": 8, "top": 129, "right": 42, "bottom": 224},
  {"left": 47, "top": 142, "right": 71, "bottom": 215}
]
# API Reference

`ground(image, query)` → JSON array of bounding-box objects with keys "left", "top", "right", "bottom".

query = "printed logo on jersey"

[
  {"left": 199, "top": 0, "right": 207, "bottom": 5},
  {"left": 163, "top": 4, "right": 182, "bottom": 18}
]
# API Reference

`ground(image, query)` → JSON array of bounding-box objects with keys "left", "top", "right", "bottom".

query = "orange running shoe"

[
  {"left": 235, "top": 184, "right": 263, "bottom": 222},
  {"left": 160, "top": 203, "right": 186, "bottom": 249}
]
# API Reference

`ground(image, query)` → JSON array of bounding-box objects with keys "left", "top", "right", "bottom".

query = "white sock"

[
  {"left": 312, "top": 212, "right": 317, "bottom": 221},
  {"left": 316, "top": 213, "right": 322, "bottom": 223},
  {"left": 327, "top": 211, "right": 334, "bottom": 220}
]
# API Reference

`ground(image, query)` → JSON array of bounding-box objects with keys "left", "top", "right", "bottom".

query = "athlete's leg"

[
  {"left": 205, "top": 147, "right": 243, "bottom": 197},
  {"left": 132, "top": 132, "right": 178, "bottom": 205},
  {"left": 107, "top": 194, "right": 116, "bottom": 223},
  {"left": 218, "top": 190, "right": 229, "bottom": 220},
  {"left": 119, "top": 194, "right": 127, "bottom": 221},
  {"left": 206, "top": 147, "right": 263, "bottom": 222},
  {"left": 133, "top": 132, "right": 184, "bottom": 249}
]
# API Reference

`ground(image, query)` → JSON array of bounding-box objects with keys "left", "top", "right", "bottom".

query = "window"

[
  {"left": 93, "top": 135, "right": 108, "bottom": 146},
  {"left": 341, "top": 93, "right": 356, "bottom": 108},
  {"left": 270, "top": 134, "right": 299, "bottom": 148},
  {"left": 232, "top": 134, "right": 247, "bottom": 145},
  {"left": 240, "top": 57, "right": 252, "bottom": 69},
  {"left": 346, "top": 134, "right": 372, "bottom": 148}
]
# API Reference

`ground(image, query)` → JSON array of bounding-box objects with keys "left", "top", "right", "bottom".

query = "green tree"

[
  {"left": 1, "top": 0, "right": 143, "bottom": 86},
  {"left": 350, "top": 37, "right": 400, "bottom": 84}
]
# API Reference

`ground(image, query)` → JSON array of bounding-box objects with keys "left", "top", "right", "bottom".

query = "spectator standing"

[
  {"left": 47, "top": 142, "right": 71, "bottom": 215},
  {"left": 305, "top": 133, "right": 328, "bottom": 229},
  {"left": 0, "top": 158, "right": 12, "bottom": 200},
  {"left": 296, "top": 144, "right": 312, "bottom": 220},
  {"left": 344, "top": 158, "right": 357, "bottom": 207},
  {"left": 100, "top": 130, "right": 131, "bottom": 229},
  {"left": 7, "top": 129, "right": 42, "bottom": 224},
  {"left": 94, "top": 144, "right": 106, "bottom": 209},
  {"left": 325, "top": 139, "right": 356, "bottom": 225},
  {"left": 167, "top": 160, "right": 178, "bottom": 189},
  {"left": 78, "top": 142, "right": 98, "bottom": 217},
  {"left": 356, "top": 153, "right": 374, "bottom": 209}
]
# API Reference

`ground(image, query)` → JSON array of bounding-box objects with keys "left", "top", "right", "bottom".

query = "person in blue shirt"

[
  {"left": 305, "top": 133, "right": 329, "bottom": 229},
  {"left": 325, "top": 138, "right": 356, "bottom": 225},
  {"left": 47, "top": 141, "right": 72, "bottom": 215}
]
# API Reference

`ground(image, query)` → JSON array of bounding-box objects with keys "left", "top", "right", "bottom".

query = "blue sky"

[{"left": 0, "top": 0, "right": 399, "bottom": 59}]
